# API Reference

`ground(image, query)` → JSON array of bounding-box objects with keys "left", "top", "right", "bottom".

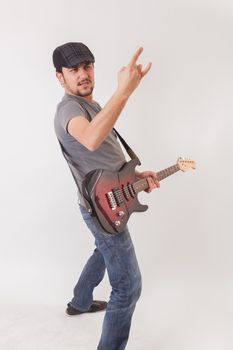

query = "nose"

[{"left": 78, "top": 67, "right": 89, "bottom": 80}]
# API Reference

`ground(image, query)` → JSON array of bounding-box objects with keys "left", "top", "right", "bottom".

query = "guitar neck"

[
  {"left": 133, "top": 164, "right": 180, "bottom": 194},
  {"left": 156, "top": 164, "right": 180, "bottom": 181}
]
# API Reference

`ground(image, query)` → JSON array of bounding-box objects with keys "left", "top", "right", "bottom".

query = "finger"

[
  {"left": 150, "top": 175, "right": 160, "bottom": 189},
  {"left": 128, "top": 47, "right": 143, "bottom": 68},
  {"left": 141, "top": 62, "right": 152, "bottom": 78},
  {"left": 149, "top": 172, "right": 156, "bottom": 180},
  {"left": 148, "top": 177, "right": 156, "bottom": 190},
  {"left": 153, "top": 175, "right": 160, "bottom": 187},
  {"left": 137, "top": 64, "right": 142, "bottom": 78},
  {"left": 155, "top": 180, "right": 160, "bottom": 188}
]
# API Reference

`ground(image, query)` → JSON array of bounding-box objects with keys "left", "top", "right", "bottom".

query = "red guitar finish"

[{"left": 82, "top": 157, "right": 196, "bottom": 234}]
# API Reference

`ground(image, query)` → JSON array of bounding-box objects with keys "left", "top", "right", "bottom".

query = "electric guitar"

[{"left": 82, "top": 157, "right": 196, "bottom": 234}]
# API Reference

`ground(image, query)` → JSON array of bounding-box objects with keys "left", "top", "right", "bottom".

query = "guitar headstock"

[{"left": 177, "top": 157, "right": 196, "bottom": 172}]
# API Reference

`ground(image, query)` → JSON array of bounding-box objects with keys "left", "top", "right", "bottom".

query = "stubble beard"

[
  {"left": 75, "top": 85, "right": 94, "bottom": 98},
  {"left": 62, "top": 74, "right": 94, "bottom": 98}
]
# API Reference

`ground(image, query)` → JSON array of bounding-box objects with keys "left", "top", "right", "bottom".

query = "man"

[{"left": 53, "top": 42, "right": 160, "bottom": 350}]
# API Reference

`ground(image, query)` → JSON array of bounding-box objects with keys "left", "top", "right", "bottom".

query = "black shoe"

[{"left": 66, "top": 300, "right": 107, "bottom": 316}]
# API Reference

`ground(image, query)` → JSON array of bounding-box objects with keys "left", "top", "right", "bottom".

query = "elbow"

[
  {"left": 85, "top": 141, "right": 100, "bottom": 152},
  {"left": 86, "top": 145, "right": 96, "bottom": 152},
  {"left": 81, "top": 134, "right": 102, "bottom": 151}
]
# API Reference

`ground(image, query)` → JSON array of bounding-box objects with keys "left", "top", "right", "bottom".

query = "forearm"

[{"left": 84, "top": 90, "right": 129, "bottom": 150}]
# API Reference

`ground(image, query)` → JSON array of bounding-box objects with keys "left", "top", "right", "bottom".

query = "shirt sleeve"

[{"left": 58, "top": 100, "right": 87, "bottom": 132}]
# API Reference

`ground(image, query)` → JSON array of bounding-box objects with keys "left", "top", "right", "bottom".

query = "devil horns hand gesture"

[{"left": 117, "top": 47, "right": 152, "bottom": 98}]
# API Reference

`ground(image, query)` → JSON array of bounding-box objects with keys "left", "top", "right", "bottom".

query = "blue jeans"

[{"left": 69, "top": 205, "right": 142, "bottom": 350}]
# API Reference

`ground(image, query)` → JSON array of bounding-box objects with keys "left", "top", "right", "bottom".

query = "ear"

[{"left": 56, "top": 71, "right": 65, "bottom": 85}]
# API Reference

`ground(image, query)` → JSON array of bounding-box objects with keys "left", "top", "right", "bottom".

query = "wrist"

[{"left": 114, "top": 88, "right": 130, "bottom": 102}]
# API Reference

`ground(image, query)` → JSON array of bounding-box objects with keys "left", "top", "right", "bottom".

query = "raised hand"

[{"left": 117, "top": 47, "right": 152, "bottom": 98}]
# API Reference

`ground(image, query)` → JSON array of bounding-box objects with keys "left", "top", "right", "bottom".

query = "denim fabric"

[{"left": 69, "top": 205, "right": 142, "bottom": 350}]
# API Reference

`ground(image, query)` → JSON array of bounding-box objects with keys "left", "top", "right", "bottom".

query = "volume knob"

[
  {"left": 114, "top": 220, "right": 121, "bottom": 226},
  {"left": 118, "top": 211, "right": 125, "bottom": 217}
]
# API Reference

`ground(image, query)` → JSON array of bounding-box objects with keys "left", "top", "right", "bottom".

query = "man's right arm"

[{"left": 67, "top": 47, "right": 152, "bottom": 151}]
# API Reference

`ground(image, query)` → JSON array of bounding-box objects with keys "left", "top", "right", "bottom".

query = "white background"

[{"left": 0, "top": 0, "right": 233, "bottom": 349}]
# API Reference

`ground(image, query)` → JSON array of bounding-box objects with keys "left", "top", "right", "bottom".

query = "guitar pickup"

[
  {"left": 122, "top": 185, "right": 130, "bottom": 200},
  {"left": 112, "top": 187, "right": 124, "bottom": 206},
  {"left": 128, "top": 184, "right": 135, "bottom": 198}
]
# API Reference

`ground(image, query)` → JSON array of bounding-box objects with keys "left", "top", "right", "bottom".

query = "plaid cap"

[{"left": 52, "top": 42, "right": 95, "bottom": 72}]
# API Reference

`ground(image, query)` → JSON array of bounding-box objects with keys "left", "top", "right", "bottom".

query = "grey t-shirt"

[{"left": 54, "top": 93, "right": 126, "bottom": 203}]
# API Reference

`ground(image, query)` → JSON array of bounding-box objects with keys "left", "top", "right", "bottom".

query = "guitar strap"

[
  {"left": 112, "top": 128, "right": 141, "bottom": 166},
  {"left": 57, "top": 102, "right": 141, "bottom": 209}
]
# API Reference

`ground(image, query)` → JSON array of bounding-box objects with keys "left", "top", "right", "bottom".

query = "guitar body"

[
  {"left": 82, "top": 156, "right": 196, "bottom": 235},
  {"left": 82, "top": 158, "right": 148, "bottom": 234}
]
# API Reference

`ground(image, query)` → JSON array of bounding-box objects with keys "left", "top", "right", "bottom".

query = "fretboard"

[{"left": 133, "top": 164, "right": 180, "bottom": 194}]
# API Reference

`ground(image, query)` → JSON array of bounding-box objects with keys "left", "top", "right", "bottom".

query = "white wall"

[{"left": 0, "top": 0, "right": 232, "bottom": 348}]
